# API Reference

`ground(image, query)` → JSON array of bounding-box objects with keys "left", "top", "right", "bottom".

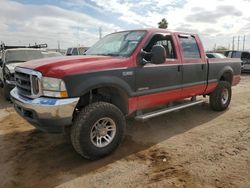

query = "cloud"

[
  {"left": 186, "top": 6, "right": 242, "bottom": 23},
  {"left": 1, "top": 0, "right": 250, "bottom": 50},
  {"left": 0, "top": 0, "right": 121, "bottom": 48}
]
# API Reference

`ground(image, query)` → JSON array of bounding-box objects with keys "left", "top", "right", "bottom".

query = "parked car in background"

[
  {"left": 224, "top": 50, "right": 250, "bottom": 72},
  {"left": 241, "top": 52, "right": 250, "bottom": 72},
  {"left": 206, "top": 53, "right": 227, "bottom": 58},
  {"left": 11, "top": 28, "right": 241, "bottom": 160},
  {"left": 65, "top": 47, "right": 89, "bottom": 56},
  {"left": 0, "top": 44, "right": 61, "bottom": 100}
]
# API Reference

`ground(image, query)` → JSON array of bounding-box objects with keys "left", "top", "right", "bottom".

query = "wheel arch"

[
  {"left": 75, "top": 82, "right": 131, "bottom": 115},
  {"left": 218, "top": 66, "right": 234, "bottom": 85}
]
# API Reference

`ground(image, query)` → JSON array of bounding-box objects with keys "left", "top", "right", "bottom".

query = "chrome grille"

[
  {"left": 15, "top": 67, "right": 42, "bottom": 98},
  {"left": 15, "top": 71, "right": 32, "bottom": 96}
]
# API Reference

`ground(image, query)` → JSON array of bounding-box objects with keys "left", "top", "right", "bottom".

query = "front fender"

[{"left": 63, "top": 72, "right": 135, "bottom": 97}]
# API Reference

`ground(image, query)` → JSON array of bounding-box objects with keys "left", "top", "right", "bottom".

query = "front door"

[{"left": 135, "top": 33, "right": 182, "bottom": 110}]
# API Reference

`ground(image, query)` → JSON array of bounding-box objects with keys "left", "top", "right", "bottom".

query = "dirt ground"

[{"left": 0, "top": 75, "right": 250, "bottom": 188}]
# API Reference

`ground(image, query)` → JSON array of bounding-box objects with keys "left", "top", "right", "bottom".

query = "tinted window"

[
  {"left": 72, "top": 48, "right": 78, "bottom": 55},
  {"left": 206, "top": 54, "right": 215, "bottom": 58},
  {"left": 179, "top": 36, "right": 201, "bottom": 58},
  {"left": 241, "top": 52, "right": 250, "bottom": 59},
  {"left": 66, "top": 48, "right": 72, "bottom": 55},
  {"left": 232, "top": 51, "right": 241, "bottom": 58}
]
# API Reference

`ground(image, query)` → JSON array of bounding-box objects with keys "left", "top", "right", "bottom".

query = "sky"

[{"left": 0, "top": 0, "right": 250, "bottom": 51}]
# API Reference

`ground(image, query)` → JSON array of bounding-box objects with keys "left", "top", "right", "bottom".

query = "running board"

[{"left": 135, "top": 100, "right": 203, "bottom": 121}]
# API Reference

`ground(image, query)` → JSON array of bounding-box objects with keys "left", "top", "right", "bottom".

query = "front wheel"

[
  {"left": 209, "top": 81, "right": 232, "bottom": 111},
  {"left": 71, "top": 102, "right": 126, "bottom": 160}
]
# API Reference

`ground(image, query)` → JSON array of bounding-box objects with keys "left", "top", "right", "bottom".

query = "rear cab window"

[{"left": 178, "top": 35, "right": 201, "bottom": 59}]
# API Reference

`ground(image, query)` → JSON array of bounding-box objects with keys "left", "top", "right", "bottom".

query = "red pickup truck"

[{"left": 10, "top": 28, "right": 241, "bottom": 159}]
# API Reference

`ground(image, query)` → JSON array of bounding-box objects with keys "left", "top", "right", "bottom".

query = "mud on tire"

[
  {"left": 70, "top": 102, "right": 126, "bottom": 160},
  {"left": 209, "top": 81, "right": 232, "bottom": 111}
]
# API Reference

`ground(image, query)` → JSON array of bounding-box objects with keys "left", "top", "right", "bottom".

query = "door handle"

[
  {"left": 201, "top": 64, "right": 205, "bottom": 70},
  {"left": 178, "top": 65, "right": 181, "bottom": 72}
]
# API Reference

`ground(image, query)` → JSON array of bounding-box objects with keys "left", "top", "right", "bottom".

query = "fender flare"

[
  {"left": 217, "top": 66, "right": 234, "bottom": 83},
  {"left": 69, "top": 75, "right": 134, "bottom": 97}
]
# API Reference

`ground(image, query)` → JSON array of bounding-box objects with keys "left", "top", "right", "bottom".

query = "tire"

[
  {"left": 71, "top": 102, "right": 126, "bottom": 160},
  {"left": 209, "top": 81, "right": 231, "bottom": 111}
]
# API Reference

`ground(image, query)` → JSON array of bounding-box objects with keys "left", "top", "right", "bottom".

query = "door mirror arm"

[{"left": 139, "top": 45, "right": 166, "bottom": 65}]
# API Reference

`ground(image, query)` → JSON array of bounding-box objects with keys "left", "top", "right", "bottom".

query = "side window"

[
  {"left": 156, "top": 39, "right": 176, "bottom": 59},
  {"left": 66, "top": 48, "right": 72, "bottom": 55},
  {"left": 232, "top": 51, "right": 241, "bottom": 58},
  {"left": 144, "top": 34, "right": 176, "bottom": 60},
  {"left": 72, "top": 48, "right": 78, "bottom": 55},
  {"left": 79, "top": 48, "right": 86, "bottom": 55},
  {"left": 179, "top": 36, "right": 201, "bottom": 59}
]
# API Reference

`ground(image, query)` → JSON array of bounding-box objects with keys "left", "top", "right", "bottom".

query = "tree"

[
  {"left": 158, "top": 18, "right": 168, "bottom": 29},
  {"left": 214, "top": 46, "right": 229, "bottom": 51},
  {"left": 215, "top": 46, "right": 228, "bottom": 51}
]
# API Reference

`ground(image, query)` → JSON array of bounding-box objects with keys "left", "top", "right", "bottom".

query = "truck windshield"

[
  {"left": 5, "top": 50, "right": 44, "bottom": 64},
  {"left": 85, "top": 31, "right": 146, "bottom": 57}
]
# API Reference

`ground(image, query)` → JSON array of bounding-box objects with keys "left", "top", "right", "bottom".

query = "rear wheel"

[
  {"left": 71, "top": 102, "right": 126, "bottom": 160},
  {"left": 209, "top": 81, "right": 231, "bottom": 111}
]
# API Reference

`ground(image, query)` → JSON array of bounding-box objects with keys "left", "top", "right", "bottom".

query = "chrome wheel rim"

[
  {"left": 221, "top": 89, "right": 229, "bottom": 105},
  {"left": 90, "top": 117, "right": 116, "bottom": 148}
]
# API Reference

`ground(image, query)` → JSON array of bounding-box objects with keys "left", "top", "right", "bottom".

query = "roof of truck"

[{"left": 111, "top": 28, "right": 196, "bottom": 36}]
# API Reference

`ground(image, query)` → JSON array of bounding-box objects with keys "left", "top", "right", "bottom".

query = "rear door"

[{"left": 177, "top": 34, "right": 207, "bottom": 97}]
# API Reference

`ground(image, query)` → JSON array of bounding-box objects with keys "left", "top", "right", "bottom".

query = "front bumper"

[{"left": 10, "top": 88, "right": 79, "bottom": 133}]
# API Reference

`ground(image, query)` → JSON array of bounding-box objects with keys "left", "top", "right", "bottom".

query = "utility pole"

[
  {"left": 232, "top": 36, "right": 235, "bottom": 51},
  {"left": 237, "top": 36, "right": 240, "bottom": 51},
  {"left": 243, "top": 35, "right": 246, "bottom": 51},
  {"left": 99, "top": 27, "right": 102, "bottom": 40}
]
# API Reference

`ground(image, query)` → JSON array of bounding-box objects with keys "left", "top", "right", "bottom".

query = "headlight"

[
  {"left": 42, "top": 77, "right": 68, "bottom": 98},
  {"left": 4, "top": 66, "right": 10, "bottom": 75},
  {"left": 4, "top": 66, "right": 14, "bottom": 81}
]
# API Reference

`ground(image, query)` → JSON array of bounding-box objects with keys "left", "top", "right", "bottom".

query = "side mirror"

[{"left": 151, "top": 45, "right": 166, "bottom": 64}]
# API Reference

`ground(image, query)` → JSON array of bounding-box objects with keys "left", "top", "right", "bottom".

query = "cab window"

[
  {"left": 144, "top": 34, "right": 176, "bottom": 60},
  {"left": 179, "top": 36, "right": 201, "bottom": 59}
]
